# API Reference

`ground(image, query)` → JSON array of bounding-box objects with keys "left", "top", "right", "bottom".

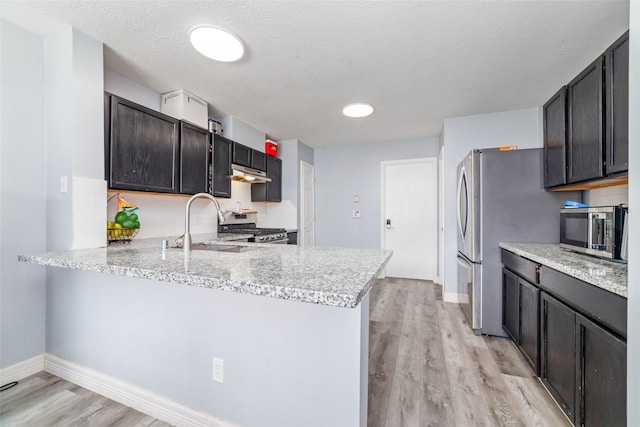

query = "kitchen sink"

[{"left": 190, "top": 244, "right": 257, "bottom": 253}]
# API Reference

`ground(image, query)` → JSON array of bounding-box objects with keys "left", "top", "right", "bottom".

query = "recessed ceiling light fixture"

[
  {"left": 342, "top": 103, "right": 374, "bottom": 118},
  {"left": 189, "top": 26, "right": 245, "bottom": 62}
]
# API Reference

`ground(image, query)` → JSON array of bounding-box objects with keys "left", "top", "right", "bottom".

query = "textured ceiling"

[{"left": 0, "top": 1, "right": 630, "bottom": 148}]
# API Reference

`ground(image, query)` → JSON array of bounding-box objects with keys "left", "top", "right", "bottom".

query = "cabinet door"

[
  {"left": 179, "top": 122, "right": 210, "bottom": 195},
  {"left": 502, "top": 268, "right": 519, "bottom": 342},
  {"left": 232, "top": 142, "right": 252, "bottom": 167},
  {"left": 519, "top": 279, "right": 540, "bottom": 374},
  {"left": 541, "top": 292, "right": 576, "bottom": 422},
  {"left": 576, "top": 314, "right": 626, "bottom": 427},
  {"left": 543, "top": 87, "right": 567, "bottom": 188},
  {"left": 212, "top": 134, "right": 232, "bottom": 198},
  {"left": 109, "top": 96, "right": 180, "bottom": 193},
  {"left": 252, "top": 150, "right": 267, "bottom": 171},
  {"left": 605, "top": 31, "right": 629, "bottom": 176},
  {"left": 266, "top": 156, "right": 282, "bottom": 202},
  {"left": 251, "top": 156, "right": 282, "bottom": 202},
  {"left": 567, "top": 57, "right": 604, "bottom": 184}
]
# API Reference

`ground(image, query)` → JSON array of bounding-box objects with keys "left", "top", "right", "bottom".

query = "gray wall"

[
  {"left": 104, "top": 69, "right": 161, "bottom": 111},
  {"left": 44, "top": 28, "right": 75, "bottom": 251},
  {"left": 279, "top": 139, "right": 300, "bottom": 208},
  {"left": 277, "top": 138, "right": 315, "bottom": 226},
  {"left": 0, "top": 20, "right": 47, "bottom": 368},
  {"left": 628, "top": 1, "right": 639, "bottom": 423},
  {"left": 441, "top": 107, "right": 542, "bottom": 298},
  {"left": 47, "top": 269, "right": 368, "bottom": 427},
  {"left": 314, "top": 138, "right": 440, "bottom": 249},
  {"left": 220, "top": 116, "right": 265, "bottom": 151}
]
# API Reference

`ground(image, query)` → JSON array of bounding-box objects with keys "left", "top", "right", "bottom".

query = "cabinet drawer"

[
  {"left": 500, "top": 249, "right": 538, "bottom": 283},
  {"left": 539, "top": 266, "right": 627, "bottom": 339}
]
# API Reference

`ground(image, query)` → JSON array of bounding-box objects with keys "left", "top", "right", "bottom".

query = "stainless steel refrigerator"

[{"left": 456, "top": 148, "right": 581, "bottom": 336}]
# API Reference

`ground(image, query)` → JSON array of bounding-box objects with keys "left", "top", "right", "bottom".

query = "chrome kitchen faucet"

[{"left": 183, "top": 193, "right": 225, "bottom": 254}]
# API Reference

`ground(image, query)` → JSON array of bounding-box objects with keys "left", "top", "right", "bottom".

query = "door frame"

[
  {"left": 380, "top": 157, "right": 438, "bottom": 278},
  {"left": 299, "top": 160, "right": 315, "bottom": 247}
]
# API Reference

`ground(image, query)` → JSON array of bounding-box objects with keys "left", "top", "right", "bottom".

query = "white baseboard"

[
  {"left": 0, "top": 354, "right": 45, "bottom": 385},
  {"left": 44, "top": 353, "right": 236, "bottom": 427},
  {"left": 443, "top": 292, "right": 469, "bottom": 304}
]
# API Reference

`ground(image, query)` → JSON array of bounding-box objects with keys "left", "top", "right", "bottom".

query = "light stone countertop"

[
  {"left": 18, "top": 235, "right": 392, "bottom": 308},
  {"left": 499, "top": 242, "right": 627, "bottom": 298}
]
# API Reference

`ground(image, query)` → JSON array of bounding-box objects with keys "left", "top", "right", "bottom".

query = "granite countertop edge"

[
  {"left": 499, "top": 242, "right": 627, "bottom": 298},
  {"left": 18, "top": 239, "right": 392, "bottom": 309}
]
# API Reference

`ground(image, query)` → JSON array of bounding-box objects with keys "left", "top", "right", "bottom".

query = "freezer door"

[
  {"left": 457, "top": 254, "right": 482, "bottom": 334},
  {"left": 457, "top": 151, "right": 479, "bottom": 261}
]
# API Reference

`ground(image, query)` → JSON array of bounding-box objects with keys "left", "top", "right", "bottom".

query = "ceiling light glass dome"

[{"left": 189, "top": 26, "right": 245, "bottom": 62}]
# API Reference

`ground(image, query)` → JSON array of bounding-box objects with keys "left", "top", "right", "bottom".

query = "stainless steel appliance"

[
  {"left": 560, "top": 205, "right": 627, "bottom": 260},
  {"left": 219, "top": 213, "right": 288, "bottom": 244},
  {"left": 456, "top": 148, "right": 581, "bottom": 336}
]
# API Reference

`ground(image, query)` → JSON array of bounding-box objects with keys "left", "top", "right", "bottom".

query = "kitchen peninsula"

[{"left": 18, "top": 238, "right": 391, "bottom": 427}]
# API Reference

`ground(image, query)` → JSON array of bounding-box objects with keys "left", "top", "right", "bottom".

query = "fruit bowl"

[{"left": 107, "top": 227, "right": 139, "bottom": 243}]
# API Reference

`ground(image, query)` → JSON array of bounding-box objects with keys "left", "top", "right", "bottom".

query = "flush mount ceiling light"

[
  {"left": 189, "top": 26, "right": 245, "bottom": 62},
  {"left": 342, "top": 103, "right": 374, "bottom": 118}
]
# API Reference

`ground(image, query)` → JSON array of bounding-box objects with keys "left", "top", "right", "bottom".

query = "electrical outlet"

[
  {"left": 352, "top": 210, "right": 361, "bottom": 218},
  {"left": 212, "top": 357, "right": 224, "bottom": 383},
  {"left": 353, "top": 195, "right": 359, "bottom": 203},
  {"left": 60, "top": 176, "right": 68, "bottom": 193}
]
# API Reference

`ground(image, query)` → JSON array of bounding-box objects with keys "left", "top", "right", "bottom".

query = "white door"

[
  {"left": 382, "top": 158, "right": 437, "bottom": 280},
  {"left": 300, "top": 161, "right": 315, "bottom": 247}
]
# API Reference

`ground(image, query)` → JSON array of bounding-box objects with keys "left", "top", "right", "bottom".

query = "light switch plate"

[
  {"left": 354, "top": 195, "right": 359, "bottom": 203},
  {"left": 352, "top": 210, "right": 361, "bottom": 218},
  {"left": 60, "top": 176, "right": 68, "bottom": 193}
]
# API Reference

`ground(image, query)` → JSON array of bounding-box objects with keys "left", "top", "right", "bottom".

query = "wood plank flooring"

[
  {"left": 1, "top": 277, "right": 569, "bottom": 426},
  {"left": 368, "top": 277, "right": 571, "bottom": 427},
  {"left": 0, "top": 371, "right": 171, "bottom": 426}
]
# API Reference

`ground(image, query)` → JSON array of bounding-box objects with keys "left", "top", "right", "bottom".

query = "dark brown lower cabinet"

[
  {"left": 576, "top": 314, "right": 626, "bottom": 427},
  {"left": 502, "top": 267, "right": 539, "bottom": 374},
  {"left": 518, "top": 279, "right": 539, "bottom": 373},
  {"left": 503, "top": 250, "right": 627, "bottom": 426},
  {"left": 541, "top": 292, "right": 576, "bottom": 422},
  {"left": 502, "top": 268, "right": 519, "bottom": 341}
]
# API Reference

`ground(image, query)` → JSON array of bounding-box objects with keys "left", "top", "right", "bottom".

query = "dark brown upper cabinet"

[
  {"left": 605, "top": 31, "right": 629, "bottom": 175},
  {"left": 179, "top": 122, "right": 210, "bottom": 195},
  {"left": 566, "top": 56, "right": 604, "bottom": 184},
  {"left": 212, "top": 134, "right": 233, "bottom": 198},
  {"left": 543, "top": 30, "right": 629, "bottom": 189},
  {"left": 543, "top": 87, "right": 567, "bottom": 188},
  {"left": 232, "top": 142, "right": 252, "bottom": 167},
  {"left": 251, "top": 156, "right": 282, "bottom": 202},
  {"left": 252, "top": 150, "right": 267, "bottom": 171},
  {"left": 107, "top": 95, "right": 180, "bottom": 193}
]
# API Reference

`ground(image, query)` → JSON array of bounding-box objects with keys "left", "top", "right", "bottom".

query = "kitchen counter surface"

[
  {"left": 499, "top": 242, "right": 627, "bottom": 298},
  {"left": 18, "top": 236, "right": 392, "bottom": 308}
]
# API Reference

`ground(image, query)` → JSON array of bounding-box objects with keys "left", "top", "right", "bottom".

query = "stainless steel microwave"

[{"left": 560, "top": 206, "right": 628, "bottom": 261}]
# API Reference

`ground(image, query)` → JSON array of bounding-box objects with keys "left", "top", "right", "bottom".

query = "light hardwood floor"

[
  {"left": 0, "top": 371, "right": 171, "bottom": 426},
  {"left": 1, "top": 277, "right": 570, "bottom": 426},
  {"left": 368, "top": 277, "right": 571, "bottom": 427}
]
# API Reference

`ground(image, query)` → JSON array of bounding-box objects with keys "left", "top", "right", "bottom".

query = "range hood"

[{"left": 231, "top": 164, "right": 271, "bottom": 183}]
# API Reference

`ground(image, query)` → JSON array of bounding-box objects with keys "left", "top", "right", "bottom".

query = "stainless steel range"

[{"left": 219, "top": 213, "right": 288, "bottom": 244}]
